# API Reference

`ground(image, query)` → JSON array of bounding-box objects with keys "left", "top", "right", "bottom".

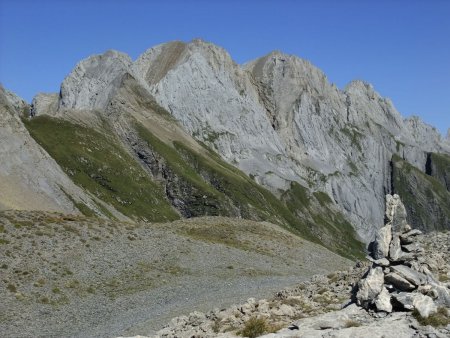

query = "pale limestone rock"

[
  {"left": 393, "top": 292, "right": 437, "bottom": 317},
  {"left": 374, "top": 287, "right": 392, "bottom": 312},
  {"left": 373, "top": 224, "right": 392, "bottom": 259},
  {"left": 384, "top": 272, "right": 416, "bottom": 291},
  {"left": 385, "top": 194, "right": 410, "bottom": 233},
  {"left": 391, "top": 265, "right": 427, "bottom": 287},
  {"left": 389, "top": 235, "right": 403, "bottom": 262},
  {"left": 356, "top": 267, "right": 384, "bottom": 307},
  {"left": 31, "top": 93, "right": 59, "bottom": 117},
  {"left": 59, "top": 50, "right": 132, "bottom": 110}
]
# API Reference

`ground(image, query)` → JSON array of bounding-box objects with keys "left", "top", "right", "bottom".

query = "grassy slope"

[
  {"left": 282, "top": 182, "right": 365, "bottom": 260},
  {"left": 23, "top": 114, "right": 363, "bottom": 259},
  {"left": 137, "top": 123, "right": 364, "bottom": 259},
  {"left": 392, "top": 154, "right": 450, "bottom": 231},
  {"left": 24, "top": 116, "right": 178, "bottom": 222},
  {"left": 430, "top": 152, "right": 450, "bottom": 192}
]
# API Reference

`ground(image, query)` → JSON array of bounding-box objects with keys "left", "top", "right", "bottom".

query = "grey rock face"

[
  {"left": 24, "top": 39, "right": 450, "bottom": 242},
  {"left": 132, "top": 39, "right": 450, "bottom": 242},
  {"left": 356, "top": 267, "right": 384, "bottom": 308},
  {"left": 372, "top": 224, "right": 392, "bottom": 259},
  {"left": 393, "top": 292, "right": 437, "bottom": 317},
  {"left": 59, "top": 50, "right": 132, "bottom": 110},
  {"left": 31, "top": 93, "right": 58, "bottom": 117},
  {"left": 135, "top": 40, "right": 302, "bottom": 192}
]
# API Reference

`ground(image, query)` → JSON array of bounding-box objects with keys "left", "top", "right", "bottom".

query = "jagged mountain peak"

[{"left": 59, "top": 49, "right": 133, "bottom": 110}]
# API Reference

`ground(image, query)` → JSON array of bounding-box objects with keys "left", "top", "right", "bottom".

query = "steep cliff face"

[
  {"left": 136, "top": 40, "right": 449, "bottom": 241},
  {"left": 135, "top": 40, "right": 305, "bottom": 192}
]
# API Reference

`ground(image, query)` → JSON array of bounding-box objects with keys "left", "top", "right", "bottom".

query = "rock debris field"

[{"left": 134, "top": 195, "right": 450, "bottom": 338}]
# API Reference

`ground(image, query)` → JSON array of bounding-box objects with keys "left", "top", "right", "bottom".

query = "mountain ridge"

[{"left": 2, "top": 38, "right": 450, "bottom": 245}]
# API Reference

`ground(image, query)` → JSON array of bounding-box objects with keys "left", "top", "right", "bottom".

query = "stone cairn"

[{"left": 355, "top": 194, "right": 450, "bottom": 317}]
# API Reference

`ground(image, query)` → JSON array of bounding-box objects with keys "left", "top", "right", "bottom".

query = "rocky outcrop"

[
  {"left": 59, "top": 50, "right": 133, "bottom": 110},
  {"left": 357, "top": 194, "right": 450, "bottom": 315}
]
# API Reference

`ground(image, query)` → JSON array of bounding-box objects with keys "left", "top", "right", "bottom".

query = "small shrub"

[
  {"left": 318, "top": 287, "right": 328, "bottom": 294},
  {"left": 239, "top": 317, "right": 267, "bottom": 338},
  {"left": 413, "top": 307, "right": 450, "bottom": 327},
  {"left": 7, "top": 283, "right": 17, "bottom": 293},
  {"left": 344, "top": 319, "right": 361, "bottom": 328},
  {"left": 438, "top": 273, "right": 449, "bottom": 282}
]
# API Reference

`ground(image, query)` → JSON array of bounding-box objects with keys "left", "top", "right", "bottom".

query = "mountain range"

[{"left": 1, "top": 39, "right": 450, "bottom": 258}]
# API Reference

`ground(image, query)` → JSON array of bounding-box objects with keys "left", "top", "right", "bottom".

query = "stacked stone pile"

[{"left": 355, "top": 194, "right": 450, "bottom": 317}]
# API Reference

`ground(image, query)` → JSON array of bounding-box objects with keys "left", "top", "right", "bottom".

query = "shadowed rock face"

[
  {"left": 12, "top": 39, "right": 450, "bottom": 242},
  {"left": 0, "top": 86, "right": 100, "bottom": 214}
]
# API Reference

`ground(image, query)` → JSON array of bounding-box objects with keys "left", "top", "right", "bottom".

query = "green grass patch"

[
  {"left": 174, "top": 141, "right": 317, "bottom": 241},
  {"left": 24, "top": 116, "right": 178, "bottom": 222},
  {"left": 413, "top": 307, "right": 450, "bottom": 327},
  {"left": 392, "top": 154, "right": 450, "bottom": 232}
]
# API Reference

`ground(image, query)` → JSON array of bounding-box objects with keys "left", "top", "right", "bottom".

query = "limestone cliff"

[{"left": 26, "top": 39, "right": 450, "bottom": 242}]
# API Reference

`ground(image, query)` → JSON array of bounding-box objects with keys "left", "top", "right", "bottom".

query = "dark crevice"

[
  {"left": 389, "top": 159, "right": 395, "bottom": 196},
  {"left": 425, "top": 152, "right": 433, "bottom": 176}
]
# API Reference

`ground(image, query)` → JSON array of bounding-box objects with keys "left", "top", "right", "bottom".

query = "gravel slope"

[{"left": 0, "top": 211, "right": 351, "bottom": 337}]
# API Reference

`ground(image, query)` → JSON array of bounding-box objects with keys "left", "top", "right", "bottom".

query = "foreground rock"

[
  {"left": 131, "top": 195, "right": 450, "bottom": 338},
  {"left": 356, "top": 194, "right": 450, "bottom": 315}
]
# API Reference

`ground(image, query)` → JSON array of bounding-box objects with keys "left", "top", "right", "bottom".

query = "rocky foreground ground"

[
  {"left": 130, "top": 196, "right": 450, "bottom": 338},
  {"left": 137, "top": 230, "right": 449, "bottom": 338},
  {"left": 0, "top": 211, "right": 351, "bottom": 338}
]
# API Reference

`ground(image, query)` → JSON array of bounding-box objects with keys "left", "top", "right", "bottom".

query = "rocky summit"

[{"left": 1, "top": 39, "right": 450, "bottom": 338}]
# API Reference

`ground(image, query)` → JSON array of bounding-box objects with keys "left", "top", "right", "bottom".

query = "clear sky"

[{"left": 1, "top": 0, "right": 449, "bottom": 135}]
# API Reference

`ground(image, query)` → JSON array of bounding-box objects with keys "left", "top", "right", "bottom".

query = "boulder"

[
  {"left": 393, "top": 293, "right": 437, "bottom": 317},
  {"left": 372, "top": 224, "right": 392, "bottom": 260},
  {"left": 389, "top": 235, "right": 403, "bottom": 262},
  {"left": 401, "top": 243, "right": 423, "bottom": 253},
  {"left": 356, "top": 267, "right": 384, "bottom": 308},
  {"left": 399, "top": 229, "right": 422, "bottom": 245},
  {"left": 391, "top": 265, "right": 427, "bottom": 287},
  {"left": 385, "top": 194, "right": 410, "bottom": 233},
  {"left": 428, "top": 281, "right": 450, "bottom": 307},
  {"left": 374, "top": 287, "right": 392, "bottom": 312},
  {"left": 384, "top": 272, "right": 416, "bottom": 291},
  {"left": 366, "top": 256, "right": 390, "bottom": 267}
]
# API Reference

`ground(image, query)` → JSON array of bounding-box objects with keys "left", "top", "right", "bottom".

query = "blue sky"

[{"left": 1, "top": 0, "right": 449, "bottom": 135}]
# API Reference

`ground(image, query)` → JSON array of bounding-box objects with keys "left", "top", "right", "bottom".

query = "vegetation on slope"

[
  {"left": 24, "top": 116, "right": 179, "bottom": 222},
  {"left": 23, "top": 113, "right": 364, "bottom": 259},
  {"left": 428, "top": 152, "right": 450, "bottom": 192},
  {"left": 392, "top": 154, "right": 450, "bottom": 232},
  {"left": 137, "top": 123, "right": 364, "bottom": 259},
  {"left": 282, "top": 182, "right": 365, "bottom": 260}
]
